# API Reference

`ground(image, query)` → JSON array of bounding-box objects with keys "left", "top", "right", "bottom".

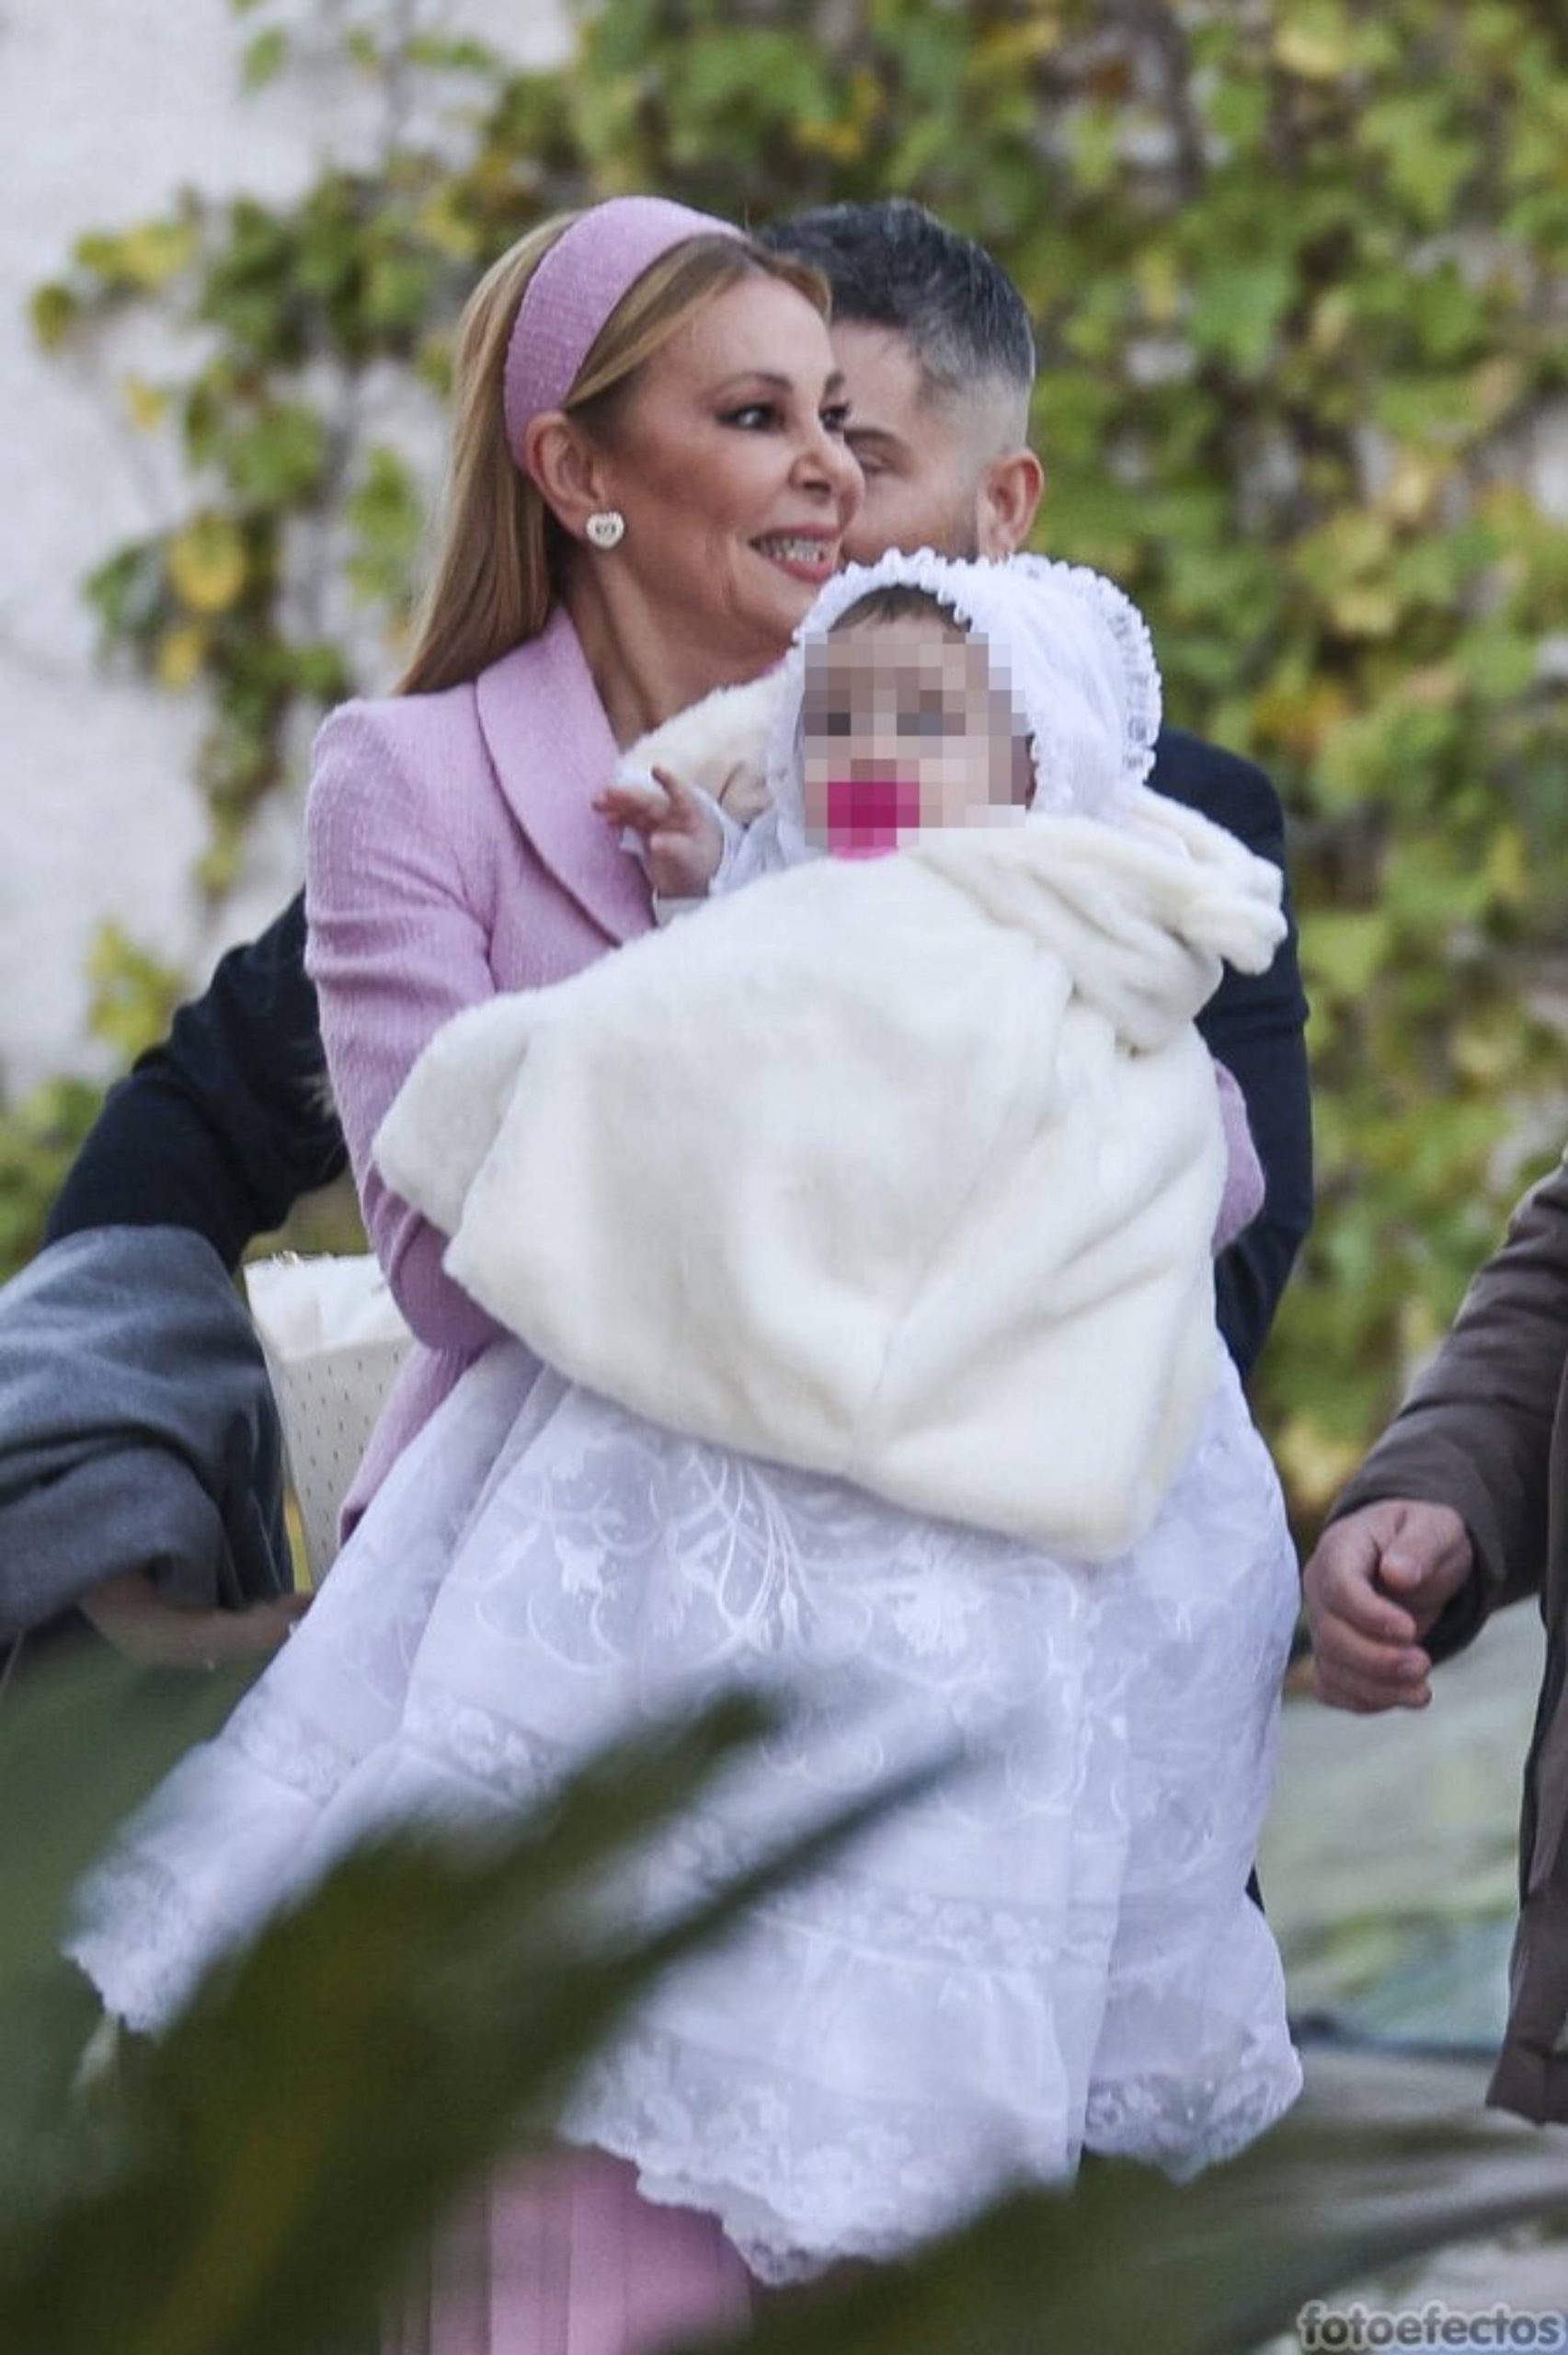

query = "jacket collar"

[{"left": 474, "top": 605, "right": 652, "bottom": 946}]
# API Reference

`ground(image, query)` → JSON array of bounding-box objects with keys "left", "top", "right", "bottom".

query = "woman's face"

[{"left": 595, "top": 273, "right": 864, "bottom": 668}]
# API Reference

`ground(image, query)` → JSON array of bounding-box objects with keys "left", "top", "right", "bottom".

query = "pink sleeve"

[
  {"left": 304, "top": 706, "right": 505, "bottom": 1357},
  {"left": 1213, "top": 1058, "right": 1265, "bottom": 1254}
]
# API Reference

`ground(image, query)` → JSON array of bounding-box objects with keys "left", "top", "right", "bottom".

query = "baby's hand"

[{"left": 595, "top": 765, "right": 726, "bottom": 899}]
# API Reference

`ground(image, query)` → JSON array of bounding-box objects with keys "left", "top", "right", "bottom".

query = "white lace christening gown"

[{"left": 70, "top": 1338, "right": 1301, "bottom": 2283}]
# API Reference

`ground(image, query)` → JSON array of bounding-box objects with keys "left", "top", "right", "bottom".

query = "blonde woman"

[
  {"left": 311, "top": 198, "right": 864, "bottom": 2349},
  {"left": 307, "top": 196, "right": 862, "bottom": 1542}
]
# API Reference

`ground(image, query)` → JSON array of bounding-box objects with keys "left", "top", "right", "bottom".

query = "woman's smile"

[{"left": 750, "top": 527, "right": 841, "bottom": 584}]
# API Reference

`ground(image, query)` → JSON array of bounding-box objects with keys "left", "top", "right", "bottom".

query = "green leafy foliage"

[
  {"left": 0, "top": 925, "right": 187, "bottom": 1272},
  {"left": 0, "top": 1074, "right": 103, "bottom": 1276},
  {"left": 345, "top": 446, "right": 427, "bottom": 610},
  {"left": 1, "top": 1653, "right": 1565, "bottom": 2349},
  {"left": 0, "top": 1657, "right": 944, "bottom": 2354},
  {"left": 13, "top": 0, "right": 1568, "bottom": 1521}
]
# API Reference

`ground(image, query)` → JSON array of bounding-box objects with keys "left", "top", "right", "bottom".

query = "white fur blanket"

[{"left": 375, "top": 789, "right": 1283, "bottom": 1559}]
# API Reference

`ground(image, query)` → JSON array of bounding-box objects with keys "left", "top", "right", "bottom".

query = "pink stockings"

[{"left": 389, "top": 2148, "right": 755, "bottom": 2355}]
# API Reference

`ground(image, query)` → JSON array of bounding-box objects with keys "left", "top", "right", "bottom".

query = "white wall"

[{"left": 0, "top": 0, "right": 569, "bottom": 1093}]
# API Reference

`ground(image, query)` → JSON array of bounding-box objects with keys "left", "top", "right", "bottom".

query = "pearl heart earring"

[{"left": 586, "top": 510, "right": 626, "bottom": 549}]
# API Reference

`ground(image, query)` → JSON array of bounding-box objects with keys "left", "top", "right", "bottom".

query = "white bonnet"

[{"left": 764, "top": 547, "right": 1162, "bottom": 858}]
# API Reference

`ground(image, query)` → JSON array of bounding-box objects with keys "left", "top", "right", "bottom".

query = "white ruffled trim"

[{"left": 1013, "top": 553, "right": 1163, "bottom": 794}]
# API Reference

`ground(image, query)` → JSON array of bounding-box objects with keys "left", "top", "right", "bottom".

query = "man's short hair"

[{"left": 758, "top": 199, "right": 1036, "bottom": 401}]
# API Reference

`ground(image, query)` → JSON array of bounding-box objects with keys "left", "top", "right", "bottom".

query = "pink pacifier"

[{"left": 824, "top": 775, "right": 923, "bottom": 859}]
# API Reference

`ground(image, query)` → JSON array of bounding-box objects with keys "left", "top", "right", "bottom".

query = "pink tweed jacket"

[{"left": 304, "top": 603, "right": 655, "bottom": 1519}]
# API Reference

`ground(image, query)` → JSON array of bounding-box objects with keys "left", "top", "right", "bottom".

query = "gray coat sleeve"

[
  {"left": 1327, "top": 1150, "right": 1568, "bottom": 1658},
  {"left": 0, "top": 1227, "right": 291, "bottom": 1637}
]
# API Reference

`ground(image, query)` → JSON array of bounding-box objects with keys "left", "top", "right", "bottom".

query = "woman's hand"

[
  {"left": 77, "top": 1571, "right": 312, "bottom": 1670},
  {"left": 595, "top": 765, "right": 726, "bottom": 901}
]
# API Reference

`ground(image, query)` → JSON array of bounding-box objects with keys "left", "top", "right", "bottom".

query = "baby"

[
  {"left": 599, "top": 554, "right": 1265, "bottom": 1249},
  {"left": 369, "top": 546, "right": 1285, "bottom": 1559}
]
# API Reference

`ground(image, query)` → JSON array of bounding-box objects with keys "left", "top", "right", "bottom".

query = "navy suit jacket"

[
  {"left": 48, "top": 725, "right": 1310, "bottom": 1375},
  {"left": 1146, "top": 727, "right": 1312, "bottom": 1374}
]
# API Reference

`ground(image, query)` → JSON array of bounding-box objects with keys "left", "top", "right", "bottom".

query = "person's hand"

[
  {"left": 1301, "top": 1499, "right": 1475, "bottom": 1713},
  {"left": 77, "top": 1573, "right": 312, "bottom": 1671},
  {"left": 594, "top": 764, "right": 725, "bottom": 899}
]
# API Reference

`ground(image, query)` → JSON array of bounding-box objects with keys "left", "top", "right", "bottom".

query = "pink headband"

[{"left": 503, "top": 197, "right": 744, "bottom": 476}]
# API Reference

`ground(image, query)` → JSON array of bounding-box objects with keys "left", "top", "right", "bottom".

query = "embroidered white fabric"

[{"left": 70, "top": 1338, "right": 1300, "bottom": 2279}]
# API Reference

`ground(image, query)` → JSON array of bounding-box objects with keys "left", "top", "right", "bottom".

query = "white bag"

[{"left": 244, "top": 1254, "right": 414, "bottom": 1580}]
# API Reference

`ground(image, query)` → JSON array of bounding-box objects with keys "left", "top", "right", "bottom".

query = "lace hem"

[
  {"left": 565, "top": 2018, "right": 1299, "bottom": 2283},
  {"left": 1084, "top": 2044, "right": 1304, "bottom": 2178},
  {"left": 564, "top": 2024, "right": 1070, "bottom": 2283}
]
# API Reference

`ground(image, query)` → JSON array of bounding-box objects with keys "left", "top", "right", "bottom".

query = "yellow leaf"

[
  {"left": 1471, "top": 354, "right": 1524, "bottom": 424},
  {"left": 413, "top": 192, "right": 481, "bottom": 263},
  {"left": 848, "top": 66, "right": 884, "bottom": 126},
  {"left": 1136, "top": 249, "right": 1182, "bottom": 327},
  {"left": 1272, "top": 19, "right": 1349, "bottom": 80},
  {"left": 120, "top": 220, "right": 198, "bottom": 290},
  {"left": 155, "top": 622, "right": 210, "bottom": 690},
  {"left": 1300, "top": 908, "right": 1390, "bottom": 999},
  {"left": 31, "top": 281, "right": 78, "bottom": 351},
  {"left": 1381, "top": 450, "right": 1442, "bottom": 526},
  {"left": 123, "top": 375, "right": 169, "bottom": 432},
  {"left": 974, "top": 17, "right": 1062, "bottom": 72},
  {"left": 166, "top": 515, "right": 248, "bottom": 615},
  {"left": 1329, "top": 583, "right": 1400, "bottom": 638},
  {"left": 1308, "top": 290, "right": 1353, "bottom": 353},
  {"left": 1253, "top": 677, "right": 1353, "bottom": 756},
  {"left": 1452, "top": 1018, "right": 1517, "bottom": 1086},
  {"left": 1328, "top": 509, "right": 1393, "bottom": 573},
  {"left": 793, "top": 119, "right": 865, "bottom": 163}
]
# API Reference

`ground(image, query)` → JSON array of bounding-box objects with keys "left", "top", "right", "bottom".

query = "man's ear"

[
  {"left": 522, "top": 412, "right": 617, "bottom": 543},
  {"left": 975, "top": 446, "right": 1045, "bottom": 557}
]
